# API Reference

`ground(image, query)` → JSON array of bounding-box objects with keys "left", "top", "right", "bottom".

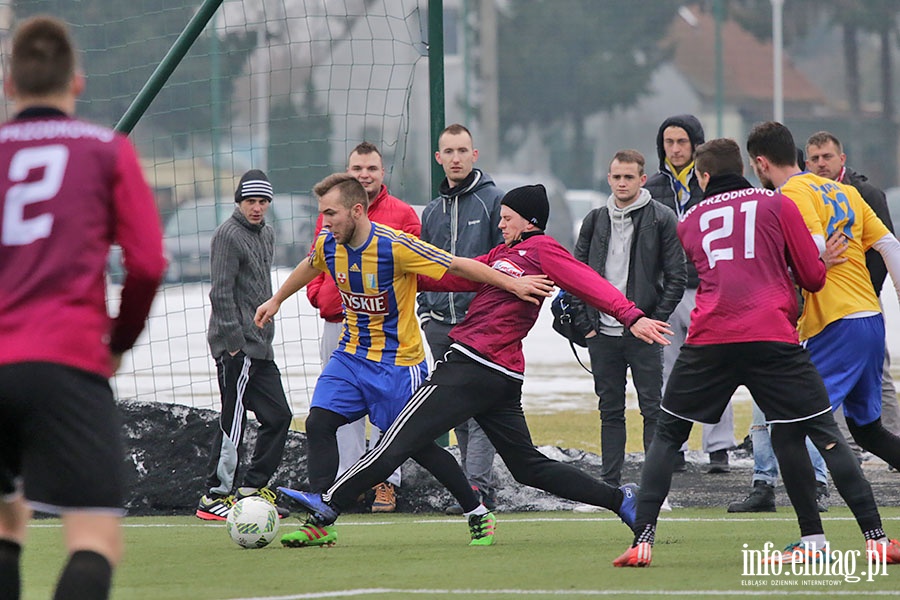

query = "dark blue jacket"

[{"left": 417, "top": 169, "right": 504, "bottom": 324}]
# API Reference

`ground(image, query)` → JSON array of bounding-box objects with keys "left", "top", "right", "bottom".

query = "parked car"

[
  {"left": 565, "top": 188, "right": 605, "bottom": 240},
  {"left": 273, "top": 194, "right": 318, "bottom": 267},
  {"left": 491, "top": 172, "right": 575, "bottom": 250},
  {"left": 161, "top": 197, "right": 230, "bottom": 283},
  {"left": 145, "top": 194, "right": 316, "bottom": 284}
]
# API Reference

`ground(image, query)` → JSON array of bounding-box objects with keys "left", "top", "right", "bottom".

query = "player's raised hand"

[
  {"left": 255, "top": 298, "right": 281, "bottom": 328},
  {"left": 510, "top": 274, "right": 555, "bottom": 305},
  {"left": 629, "top": 317, "right": 673, "bottom": 345}
]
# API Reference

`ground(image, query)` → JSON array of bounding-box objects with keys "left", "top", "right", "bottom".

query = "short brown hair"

[
  {"left": 438, "top": 123, "right": 473, "bottom": 144},
  {"left": 610, "top": 149, "right": 645, "bottom": 175},
  {"left": 695, "top": 138, "right": 744, "bottom": 178},
  {"left": 806, "top": 131, "right": 843, "bottom": 153},
  {"left": 349, "top": 141, "right": 382, "bottom": 160},
  {"left": 10, "top": 16, "right": 76, "bottom": 96},
  {"left": 313, "top": 173, "right": 369, "bottom": 210}
]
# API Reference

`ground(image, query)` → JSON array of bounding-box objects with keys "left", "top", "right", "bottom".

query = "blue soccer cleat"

[
  {"left": 617, "top": 483, "right": 639, "bottom": 529},
  {"left": 277, "top": 487, "right": 339, "bottom": 525}
]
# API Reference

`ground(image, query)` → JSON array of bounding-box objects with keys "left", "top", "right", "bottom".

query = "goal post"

[{"left": 2, "top": 1, "right": 442, "bottom": 420}]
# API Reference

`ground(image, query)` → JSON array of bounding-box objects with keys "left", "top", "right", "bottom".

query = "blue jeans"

[{"left": 751, "top": 400, "right": 827, "bottom": 486}]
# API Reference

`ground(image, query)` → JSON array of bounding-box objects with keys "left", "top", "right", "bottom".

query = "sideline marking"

[
  {"left": 227, "top": 589, "right": 900, "bottom": 599},
  {"left": 26, "top": 514, "right": 900, "bottom": 529}
]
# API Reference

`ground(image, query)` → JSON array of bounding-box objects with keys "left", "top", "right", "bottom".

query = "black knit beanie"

[
  {"left": 235, "top": 169, "right": 274, "bottom": 203},
  {"left": 501, "top": 184, "right": 549, "bottom": 230}
]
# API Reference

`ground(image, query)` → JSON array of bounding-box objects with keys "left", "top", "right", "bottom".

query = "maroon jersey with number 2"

[{"left": 0, "top": 111, "right": 166, "bottom": 378}]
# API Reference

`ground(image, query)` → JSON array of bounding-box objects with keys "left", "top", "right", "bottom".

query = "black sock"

[
  {"left": 53, "top": 550, "right": 112, "bottom": 600},
  {"left": 0, "top": 539, "right": 22, "bottom": 600}
]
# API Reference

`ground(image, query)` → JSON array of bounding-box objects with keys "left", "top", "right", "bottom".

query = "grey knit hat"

[{"left": 235, "top": 169, "right": 274, "bottom": 203}]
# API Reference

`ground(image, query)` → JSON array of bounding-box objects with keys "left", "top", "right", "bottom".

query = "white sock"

[
  {"left": 464, "top": 504, "right": 488, "bottom": 518},
  {"left": 800, "top": 534, "right": 827, "bottom": 549},
  {"left": 237, "top": 487, "right": 258, "bottom": 496}
]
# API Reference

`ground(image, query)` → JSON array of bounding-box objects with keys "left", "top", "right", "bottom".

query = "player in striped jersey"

[{"left": 255, "top": 173, "right": 552, "bottom": 547}]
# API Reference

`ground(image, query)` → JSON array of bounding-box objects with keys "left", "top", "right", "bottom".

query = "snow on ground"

[{"left": 112, "top": 269, "right": 900, "bottom": 420}]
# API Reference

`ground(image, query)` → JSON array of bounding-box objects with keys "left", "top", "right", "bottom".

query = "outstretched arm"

[
  {"left": 539, "top": 240, "right": 672, "bottom": 345},
  {"left": 448, "top": 256, "right": 554, "bottom": 304},
  {"left": 417, "top": 271, "right": 479, "bottom": 293}
]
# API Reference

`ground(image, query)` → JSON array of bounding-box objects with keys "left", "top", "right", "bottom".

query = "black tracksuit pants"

[
  {"left": 205, "top": 353, "right": 292, "bottom": 495},
  {"left": 323, "top": 349, "right": 623, "bottom": 513},
  {"left": 635, "top": 410, "right": 881, "bottom": 541}
]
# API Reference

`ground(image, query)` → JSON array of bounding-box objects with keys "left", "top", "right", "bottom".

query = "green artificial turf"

[{"left": 22, "top": 508, "right": 900, "bottom": 599}]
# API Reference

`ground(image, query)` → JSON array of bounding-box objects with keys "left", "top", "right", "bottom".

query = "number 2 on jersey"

[
  {"left": 1, "top": 144, "right": 69, "bottom": 246},
  {"left": 699, "top": 200, "right": 758, "bottom": 268}
]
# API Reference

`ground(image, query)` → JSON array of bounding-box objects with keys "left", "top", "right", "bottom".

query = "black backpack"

[{"left": 550, "top": 289, "right": 592, "bottom": 373}]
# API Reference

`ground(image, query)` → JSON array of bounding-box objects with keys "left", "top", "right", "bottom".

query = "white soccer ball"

[{"left": 226, "top": 496, "right": 279, "bottom": 549}]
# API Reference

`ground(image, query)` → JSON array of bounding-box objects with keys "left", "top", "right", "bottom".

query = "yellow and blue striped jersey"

[
  {"left": 780, "top": 172, "right": 890, "bottom": 340},
  {"left": 311, "top": 223, "right": 452, "bottom": 366}
]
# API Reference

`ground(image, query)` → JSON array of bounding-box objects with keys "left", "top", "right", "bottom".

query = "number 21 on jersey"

[{"left": 699, "top": 201, "right": 758, "bottom": 268}]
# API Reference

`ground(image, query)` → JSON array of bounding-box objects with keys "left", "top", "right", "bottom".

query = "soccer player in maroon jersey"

[
  {"left": 0, "top": 16, "right": 166, "bottom": 599},
  {"left": 613, "top": 138, "right": 900, "bottom": 568},
  {"left": 275, "top": 184, "right": 673, "bottom": 544}
]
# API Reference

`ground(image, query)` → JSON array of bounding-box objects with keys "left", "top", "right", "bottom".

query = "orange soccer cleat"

[
  {"left": 613, "top": 542, "right": 652, "bottom": 567},
  {"left": 867, "top": 538, "right": 900, "bottom": 565}
]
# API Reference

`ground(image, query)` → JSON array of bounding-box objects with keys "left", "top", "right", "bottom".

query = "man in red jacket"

[
  {"left": 0, "top": 16, "right": 166, "bottom": 599},
  {"left": 305, "top": 142, "right": 420, "bottom": 514}
]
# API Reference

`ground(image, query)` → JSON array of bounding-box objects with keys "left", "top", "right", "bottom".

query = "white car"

[
  {"left": 565, "top": 189, "right": 605, "bottom": 241},
  {"left": 155, "top": 194, "right": 316, "bottom": 284}
]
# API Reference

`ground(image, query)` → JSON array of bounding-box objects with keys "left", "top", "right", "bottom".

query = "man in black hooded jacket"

[{"left": 644, "top": 114, "right": 735, "bottom": 473}]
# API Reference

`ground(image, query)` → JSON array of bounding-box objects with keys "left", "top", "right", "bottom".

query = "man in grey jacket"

[
  {"left": 196, "top": 169, "right": 293, "bottom": 521},
  {"left": 572, "top": 150, "right": 686, "bottom": 488},
  {"left": 418, "top": 124, "right": 504, "bottom": 513}
]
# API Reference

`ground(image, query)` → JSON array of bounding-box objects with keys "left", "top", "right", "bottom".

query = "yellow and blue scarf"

[{"left": 665, "top": 158, "right": 694, "bottom": 218}]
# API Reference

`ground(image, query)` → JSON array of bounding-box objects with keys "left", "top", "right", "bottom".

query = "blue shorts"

[
  {"left": 311, "top": 351, "right": 427, "bottom": 431},
  {"left": 804, "top": 314, "right": 885, "bottom": 426}
]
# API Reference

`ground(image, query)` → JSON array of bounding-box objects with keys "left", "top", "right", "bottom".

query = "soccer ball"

[{"left": 226, "top": 496, "right": 279, "bottom": 549}]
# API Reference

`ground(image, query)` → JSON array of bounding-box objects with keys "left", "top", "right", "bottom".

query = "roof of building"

[{"left": 666, "top": 7, "right": 825, "bottom": 107}]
